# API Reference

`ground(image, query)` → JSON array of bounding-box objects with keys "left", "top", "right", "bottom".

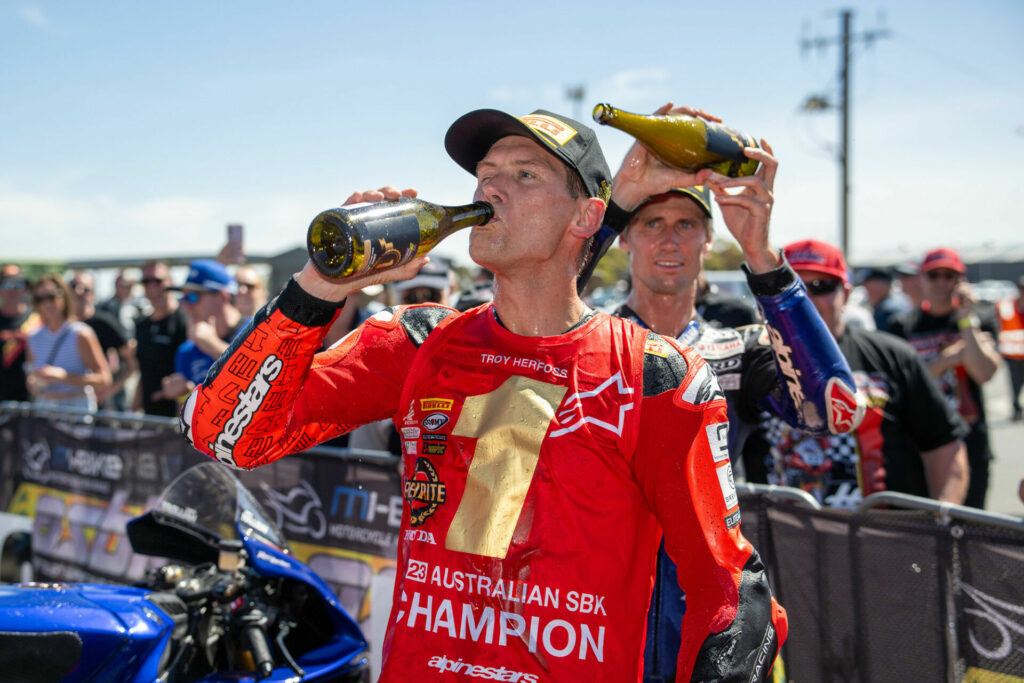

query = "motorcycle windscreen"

[
  {"left": 126, "top": 510, "right": 221, "bottom": 565},
  {"left": 125, "top": 462, "right": 289, "bottom": 564}
]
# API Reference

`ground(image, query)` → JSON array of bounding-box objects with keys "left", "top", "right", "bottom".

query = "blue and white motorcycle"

[{"left": 0, "top": 462, "right": 370, "bottom": 682}]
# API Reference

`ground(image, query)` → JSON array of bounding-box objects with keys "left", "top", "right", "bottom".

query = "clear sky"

[{"left": 2, "top": 1, "right": 1021, "bottom": 269}]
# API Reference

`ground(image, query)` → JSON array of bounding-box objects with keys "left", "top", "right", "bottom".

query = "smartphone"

[{"left": 227, "top": 223, "right": 244, "bottom": 251}]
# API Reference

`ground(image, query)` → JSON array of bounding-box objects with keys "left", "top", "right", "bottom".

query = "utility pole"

[
  {"left": 565, "top": 84, "right": 586, "bottom": 122},
  {"left": 801, "top": 9, "right": 889, "bottom": 256}
]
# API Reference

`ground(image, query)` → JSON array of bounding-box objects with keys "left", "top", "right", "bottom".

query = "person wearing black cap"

[
  {"left": 857, "top": 266, "right": 909, "bottom": 331},
  {"left": 181, "top": 105, "right": 787, "bottom": 681},
  {"left": 609, "top": 127, "right": 864, "bottom": 679},
  {"left": 390, "top": 256, "right": 454, "bottom": 306}
]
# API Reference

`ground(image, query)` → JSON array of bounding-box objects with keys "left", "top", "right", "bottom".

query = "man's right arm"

[{"left": 181, "top": 277, "right": 448, "bottom": 469}]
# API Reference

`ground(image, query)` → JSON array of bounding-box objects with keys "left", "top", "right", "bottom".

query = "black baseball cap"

[
  {"left": 629, "top": 185, "right": 712, "bottom": 220},
  {"left": 445, "top": 109, "right": 612, "bottom": 203}
]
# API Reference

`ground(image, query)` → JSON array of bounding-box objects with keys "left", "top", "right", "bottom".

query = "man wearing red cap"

[
  {"left": 744, "top": 239, "right": 969, "bottom": 509},
  {"left": 888, "top": 247, "right": 1001, "bottom": 509}
]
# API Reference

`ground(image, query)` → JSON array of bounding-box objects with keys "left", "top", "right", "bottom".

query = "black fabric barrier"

[
  {"left": 0, "top": 408, "right": 401, "bottom": 631},
  {"left": 738, "top": 490, "right": 1024, "bottom": 682}
]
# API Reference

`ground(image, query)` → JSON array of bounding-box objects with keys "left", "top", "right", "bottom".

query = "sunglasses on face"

[
  {"left": 803, "top": 279, "right": 843, "bottom": 296},
  {"left": 181, "top": 290, "right": 215, "bottom": 305},
  {"left": 925, "top": 270, "right": 959, "bottom": 281},
  {"left": 401, "top": 288, "right": 442, "bottom": 305},
  {"left": 141, "top": 277, "right": 166, "bottom": 287},
  {"left": 33, "top": 292, "right": 59, "bottom": 304}
]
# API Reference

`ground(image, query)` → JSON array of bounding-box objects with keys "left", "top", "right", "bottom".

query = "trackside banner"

[{"left": 0, "top": 411, "right": 401, "bottom": 634}]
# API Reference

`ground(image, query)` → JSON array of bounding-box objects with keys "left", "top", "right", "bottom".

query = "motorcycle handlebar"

[{"left": 243, "top": 621, "right": 275, "bottom": 679}]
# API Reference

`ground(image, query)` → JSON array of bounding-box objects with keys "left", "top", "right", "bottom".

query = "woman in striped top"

[{"left": 25, "top": 274, "right": 110, "bottom": 412}]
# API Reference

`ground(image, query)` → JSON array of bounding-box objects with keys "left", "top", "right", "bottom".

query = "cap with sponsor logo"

[
  {"left": 172, "top": 259, "right": 238, "bottom": 294},
  {"left": 920, "top": 247, "right": 966, "bottom": 274},
  {"left": 783, "top": 239, "right": 849, "bottom": 283},
  {"left": 629, "top": 185, "right": 712, "bottom": 220},
  {"left": 445, "top": 108, "right": 612, "bottom": 202}
]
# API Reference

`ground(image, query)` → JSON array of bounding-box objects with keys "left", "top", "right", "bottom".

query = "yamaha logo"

[{"left": 421, "top": 412, "right": 450, "bottom": 431}]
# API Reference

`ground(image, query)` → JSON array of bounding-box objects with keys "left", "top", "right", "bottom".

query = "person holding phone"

[{"left": 887, "top": 247, "right": 1002, "bottom": 509}]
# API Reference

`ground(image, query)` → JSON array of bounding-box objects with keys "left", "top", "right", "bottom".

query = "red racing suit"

[{"left": 181, "top": 279, "right": 788, "bottom": 681}]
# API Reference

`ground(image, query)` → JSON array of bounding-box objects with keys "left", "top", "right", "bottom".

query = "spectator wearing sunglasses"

[
  {"left": 134, "top": 260, "right": 189, "bottom": 416},
  {"left": 160, "top": 260, "right": 244, "bottom": 403},
  {"left": 390, "top": 257, "right": 454, "bottom": 307},
  {"left": 232, "top": 265, "right": 269, "bottom": 319},
  {"left": 68, "top": 270, "right": 137, "bottom": 412},
  {"left": 887, "top": 247, "right": 1002, "bottom": 509},
  {"left": 25, "top": 273, "right": 111, "bottom": 411},
  {"left": 744, "top": 239, "right": 969, "bottom": 509}
]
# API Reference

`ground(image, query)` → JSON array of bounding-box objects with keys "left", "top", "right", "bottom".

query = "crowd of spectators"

[
  {"left": 3, "top": 244, "right": 1020, "bottom": 511},
  {"left": 1, "top": 251, "right": 489, "bottom": 420}
]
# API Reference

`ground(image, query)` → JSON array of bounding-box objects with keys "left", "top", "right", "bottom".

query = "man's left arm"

[{"left": 632, "top": 341, "right": 787, "bottom": 682}]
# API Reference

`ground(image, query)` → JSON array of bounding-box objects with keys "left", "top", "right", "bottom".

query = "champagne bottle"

[
  {"left": 307, "top": 198, "right": 493, "bottom": 279},
  {"left": 592, "top": 103, "right": 759, "bottom": 177}
]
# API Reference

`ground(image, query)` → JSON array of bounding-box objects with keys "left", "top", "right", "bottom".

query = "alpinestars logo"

[
  {"left": 826, "top": 376, "right": 864, "bottom": 434},
  {"left": 404, "top": 457, "right": 447, "bottom": 526},
  {"left": 550, "top": 372, "right": 634, "bottom": 438},
  {"left": 427, "top": 654, "right": 539, "bottom": 683},
  {"left": 766, "top": 325, "right": 806, "bottom": 410},
  {"left": 211, "top": 355, "right": 283, "bottom": 463}
]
